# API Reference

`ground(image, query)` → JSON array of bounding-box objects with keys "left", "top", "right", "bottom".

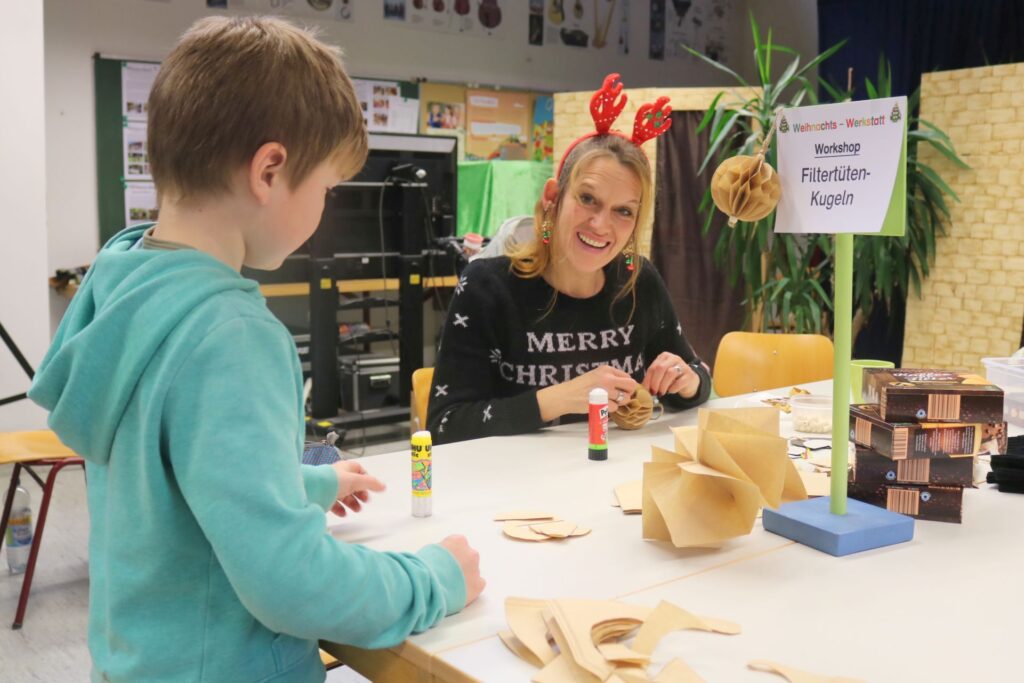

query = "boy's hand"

[
  {"left": 329, "top": 460, "right": 386, "bottom": 517},
  {"left": 440, "top": 535, "right": 485, "bottom": 607}
]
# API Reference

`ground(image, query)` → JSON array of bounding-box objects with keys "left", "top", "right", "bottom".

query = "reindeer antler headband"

[{"left": 556, "top": 73, "right": 673, "bottom": 178}]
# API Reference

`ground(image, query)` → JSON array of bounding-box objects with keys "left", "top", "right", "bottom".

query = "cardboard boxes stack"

[{"left": 848, "top": 369, "right": 1006, "bottom": 523}]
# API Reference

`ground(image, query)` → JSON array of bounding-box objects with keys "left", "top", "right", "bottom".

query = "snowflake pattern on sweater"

[{"left": 427, "top": 256, "right": 711, "bottom": 444}]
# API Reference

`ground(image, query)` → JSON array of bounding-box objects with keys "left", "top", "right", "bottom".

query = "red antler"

[
  {"left": 590, "top": 73, "right": 627, "bottom": 134},
  {"left": 631, "top": 96, "right": 673, "bottom": 146}
]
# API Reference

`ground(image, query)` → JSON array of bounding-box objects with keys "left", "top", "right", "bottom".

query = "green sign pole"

[{"left": 830, "top": 232, "right": 853, "bottom": 515}]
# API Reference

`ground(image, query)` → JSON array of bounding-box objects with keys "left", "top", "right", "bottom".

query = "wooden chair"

[
  {"left": 410, "top": 367, "right": 435, "bottom": 434},
  {"left": 713, "top": 332, "right": 834, "bottom": 397},
  {"left": 0, "top": 430, "right": 85, "bottom": 629}
]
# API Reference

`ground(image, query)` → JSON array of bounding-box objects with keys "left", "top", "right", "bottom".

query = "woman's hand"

[
  {"left": 329, "top": 460, "right": 387, "bottom": 517},
  {"left": 536, "top": 365, "right": 638, "bottom": 421},
  {"left": 643, "top": 352, "right": 700, "bottom": 399}
]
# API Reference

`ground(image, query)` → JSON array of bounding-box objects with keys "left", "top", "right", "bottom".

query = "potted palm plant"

[{"left": 689, "top": 16, "right": 966, "bottom": 343}]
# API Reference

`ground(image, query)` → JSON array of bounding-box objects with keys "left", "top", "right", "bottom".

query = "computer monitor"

[{"left": 312, "top": 132, "right": 458, "bottom": 256}]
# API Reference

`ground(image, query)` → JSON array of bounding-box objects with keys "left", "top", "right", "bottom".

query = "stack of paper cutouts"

[
  {"left": 499, "top": 597, "right": 739, "bottom": 682},
  {"left": 495, "top": 511, "right": 592, "bottom": 542}
]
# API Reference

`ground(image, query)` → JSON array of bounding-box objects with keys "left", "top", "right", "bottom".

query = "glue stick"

[
  {"left": 588, "top": 388, "right": 609, "bottom": 461},
  {"left": 411, "top": 430, "right": 432, "bottom": 517}
]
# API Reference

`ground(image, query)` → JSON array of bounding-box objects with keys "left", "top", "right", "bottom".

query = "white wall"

[
  {"left": 0, "top": 0, "right": 49, "bottom": 431},
  {"left": 41, "top": 1, "right": 757, "bottom": 281},
  {"left": 41, "top": 0, "right": 818, "bottom": 322}
]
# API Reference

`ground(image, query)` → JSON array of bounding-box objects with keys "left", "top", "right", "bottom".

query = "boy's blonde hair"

[
  {"left": 148, "top": 16, "right": 368, "bottom": 201},
  {"left": 508, "top": 135, "right": 654, "bottom": 321}
]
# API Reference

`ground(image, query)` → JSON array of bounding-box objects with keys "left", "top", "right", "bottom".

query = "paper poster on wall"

[
  {"left": 774, "top": 97, "right": 908, "bottom": 236},
  {"left": 384, "top": 0, "right": 506, "bottom": 39},
  {"left": 123, "top": 122, "right": 151, "bottom": 180},
  {"left": 649, "top": 0, "right": 732, "bottom": 64},
  {"left": 121, "top": 61, "right": 159, "bottom": 122},
  {"left": 465, "top": 89, "right": 532, "bottom": 160},
  {"left": 125, "top": 182, "right": 159, "bottom": 227},
  {"left": 531, "top": 95, "right": 554, "bottom": 161},
  {"left": 206, "top": 0, "right": 353, "bottom": 22},
  {"left": 353, "top": 79, "right": 419, "bottom": 134},
  {"left": 530, "top": 0, "right": 630, "bottom": 53},
  {"left": 419, "top": 82, "right": 467, "bottom": 134}
]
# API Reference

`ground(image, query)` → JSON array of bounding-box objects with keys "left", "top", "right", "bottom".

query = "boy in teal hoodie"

[{"left": 29, "top": 16, "right": 484, "bottom": 682}]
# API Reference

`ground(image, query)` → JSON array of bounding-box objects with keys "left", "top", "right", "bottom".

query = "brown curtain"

[{"left": 652, "top": 111, "right": 744, "bottom": 369}]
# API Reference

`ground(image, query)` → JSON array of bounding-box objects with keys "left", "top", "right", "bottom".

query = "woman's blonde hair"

[{"left": 508, "top": 134, "right": 654, "bottom": 321}]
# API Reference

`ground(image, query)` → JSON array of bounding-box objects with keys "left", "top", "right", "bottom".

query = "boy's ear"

[{"left": 249, "top": 142, "right": 288, "bottom": 205}]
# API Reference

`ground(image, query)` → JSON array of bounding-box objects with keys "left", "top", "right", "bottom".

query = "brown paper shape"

[
  {"left": 609, "top": 667, "right": 652, "bottom": 683},
  {"left": 672, "top": 426, "right": 699, "bottom": 459},
  {"left": 597, "top": 643, "right": 651, "bottom": 665},
  {"left": 532, "top": 653, "right": 598, "bottom": 683},
  {"left": 531, "top": 521, "right": 578, "bottom": 538},
  {"left": 612, "top": 386, "right": 655, "bottom": 430},
  {"left": 799, "top": 471, "right": 831, "bottom": 498},
  {"left": 748, "top": 660, "right": 866, "bottom": 683},
  {"left": 538, "top": 615, "right": 601, "bottom": 683},
  {"left": 644, "top": 409, "right": 807, "bottom": 548},
  {"left": 506, "top": 597, "right": 558, "bottom": 666},
  {"left": 591, "top": 620, "right": 643, "bottom": 644},
  {"left": 548, "top": 599, "right": 651, "bottom": 680},
  {"left": 504, "top": 522, "right": 553, "bottom": 542},
  {"left": 643, "top": 461, "right": 762, "bottom": 548},
  {"left": 614, "top": 480, "right": 643, "bottom": 514},
  {"left": 698, "top": 406, "right": 780, "bottom": 435},
  {"left": 499, "top": 630, "right": 544, "bottom": 668},
  {"left": 655, "top": 658, "right": 705, "bottom": 683},
  {"left": 782, "top": 457, "right": 809, "bottom": 503},
  {"left": 495, "top": 510, "right": 557, "bottom": 521},
  {"left": 633, "top": 601, "right": 741, "bottom": 655},
  {"left": 710, "top": 153, "right": 782, "bottom": 227}
]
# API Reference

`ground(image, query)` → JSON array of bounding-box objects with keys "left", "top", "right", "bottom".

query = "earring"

[
  {"left": 624, "top": 240, "right": 635, "bottom": 271},
  {"left": 541, "top": 214, "right": 553, "bottom": 244}
]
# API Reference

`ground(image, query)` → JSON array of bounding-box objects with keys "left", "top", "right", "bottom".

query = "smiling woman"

[{"left": 426, "top": 75, "right": 712, "bottom": 445}]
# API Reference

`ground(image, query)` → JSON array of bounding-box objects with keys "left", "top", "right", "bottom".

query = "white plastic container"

[
  {"left": 982, "top": 357, "right": 1024, "bottom": 428},
  {"left": 4, "top": 486, "right": 33, "bottom": 574},
  {"left": 790, "top": 395, "right": 833, "bottom": 434}
]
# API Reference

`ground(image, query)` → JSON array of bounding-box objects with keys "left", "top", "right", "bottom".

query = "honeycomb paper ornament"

[
  {"left": 611, "top": 386, "right": 660, "bottom": 430},
  {"left": 710, "top": 114, "right": 782, "bottom": 227}
]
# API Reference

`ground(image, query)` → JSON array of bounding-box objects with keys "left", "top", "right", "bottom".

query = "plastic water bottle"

[{"left": 5, "top": 486, "right": 33, "bottom": 574}]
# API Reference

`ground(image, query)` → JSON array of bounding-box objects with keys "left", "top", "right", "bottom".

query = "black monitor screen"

[{"left": 311, "top": 133, "right": 458, "bottom": 256}]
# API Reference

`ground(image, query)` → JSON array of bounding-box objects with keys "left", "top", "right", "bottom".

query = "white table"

[{"left": 320, "top": 382, "right": 1024, "bottom": 682}]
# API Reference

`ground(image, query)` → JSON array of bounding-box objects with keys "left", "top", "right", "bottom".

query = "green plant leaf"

[
  {"left": 914, "top": 161, "right": 961, "bottom": 202},
  {"left": 913, "top": 132, "right": 971, "bottom": 169},
  {"left": 696, "top": 91, "right": 726, "bottom": 134},
  {"left": 793, "top": 39, "right": 848, "bottom": 82},
  {"left": 819, "top": 77, "right": 847, "bottom": 103},
  {"left": 808, "top": 295, "right": 822, "bottom": 333},
  {"left": 864, "top": 78, "right": 878, "bottom": 99},
  {"left": 770, "top": 56, "right": 803, "bottom": 107},
  {"left": 698, "top": 110, "right": 743, "bottom": 174},
  {"left": 796, "top": 76, "right": 820, "bottom": 105},
  {"left": 782, "top": 291, "right": 793, "bottom": 332},
  {"left": 682, "top": 45, "right": 750, "bottom": 87}
]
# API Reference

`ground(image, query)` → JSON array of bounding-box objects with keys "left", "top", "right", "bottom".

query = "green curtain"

[{"left": 457, "top": 160, "right": 553, "bottom": 237}]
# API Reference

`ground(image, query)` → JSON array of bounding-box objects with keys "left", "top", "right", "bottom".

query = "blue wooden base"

[{"left": 762, "top": 496, "right": 914, "bottom": 557}]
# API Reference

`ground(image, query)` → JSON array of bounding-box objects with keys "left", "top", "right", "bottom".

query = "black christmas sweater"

[{"left": 426, "top": 255, "right": 712, "bottom": 444}]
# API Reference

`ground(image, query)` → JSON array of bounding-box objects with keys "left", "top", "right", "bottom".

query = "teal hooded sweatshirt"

[{"left": 29, "top": 225, "right": 466, "bottom": 682}]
